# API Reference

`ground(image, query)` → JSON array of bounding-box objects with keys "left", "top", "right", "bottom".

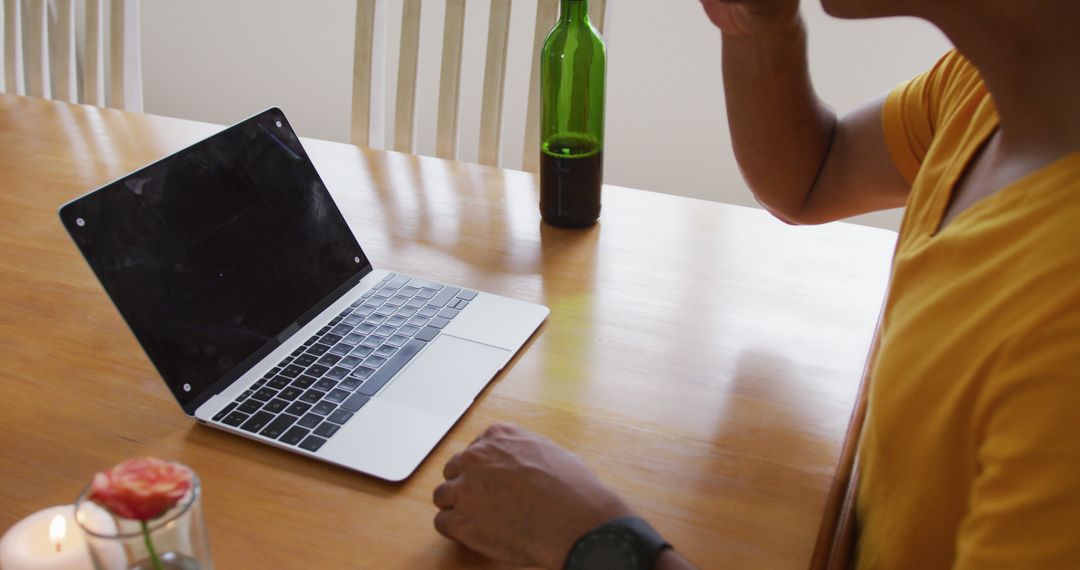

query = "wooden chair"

[
  {"left": 809, "top": 313, "right": 885, "bottom": 570},
  {"left": 350, "top": 0, "right": 607, "bottom": 170},
  {"left": 2, "top": 0, "right": 141, "bottom": 110}
]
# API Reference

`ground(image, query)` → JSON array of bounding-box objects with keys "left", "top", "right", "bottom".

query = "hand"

[
  {"left": 699, "top": 0, "right": 801, "bottom": 36},
  {"left": 433, "top": 423, "right": 634, "bottom": 568}
]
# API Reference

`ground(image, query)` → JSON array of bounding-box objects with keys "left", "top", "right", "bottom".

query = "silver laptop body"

[{"left": 59, "top": 109, "right": 547, "bottom": 481}]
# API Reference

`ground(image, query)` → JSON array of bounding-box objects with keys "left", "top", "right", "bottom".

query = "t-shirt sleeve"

[
  {"left": 953, "top": 316, "right": 1080, "bottom": 568},
  {"left": 881, "top": 50, "right": 966, "bottom": 185}
]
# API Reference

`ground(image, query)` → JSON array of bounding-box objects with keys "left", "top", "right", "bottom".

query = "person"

[{"left": 432, "top": 0, "right": 1080, "bottom": 567}]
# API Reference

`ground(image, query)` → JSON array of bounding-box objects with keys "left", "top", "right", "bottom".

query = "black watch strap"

[{"left": 564, "top": 516, "right": 672, "bottom": 570}]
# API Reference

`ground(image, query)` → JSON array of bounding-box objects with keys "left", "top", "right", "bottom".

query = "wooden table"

[{"left": 0, "top": 94, "right": 896, "bottom": 569}]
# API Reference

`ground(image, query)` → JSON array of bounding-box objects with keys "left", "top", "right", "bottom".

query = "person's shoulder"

[{"left": 924, "top": 49, "right": 988, "bottom": 123}]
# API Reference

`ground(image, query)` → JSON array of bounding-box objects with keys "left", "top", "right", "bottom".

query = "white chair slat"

[{"left": 393, "top": 0, "right": 421, "bottom": 153}]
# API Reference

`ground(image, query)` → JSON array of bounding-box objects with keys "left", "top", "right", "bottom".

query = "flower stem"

[{"left": 140, "top": 520, "right": 165, "bottom": 570}]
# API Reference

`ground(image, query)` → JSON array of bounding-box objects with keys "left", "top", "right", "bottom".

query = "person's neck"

[{"left": 929, "top": 3, "right": 1080, "bottom": 161}]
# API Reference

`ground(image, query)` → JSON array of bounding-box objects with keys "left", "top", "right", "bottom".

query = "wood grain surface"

[{"left": 0, "top": 95, "right": 896, "bottom": 569}]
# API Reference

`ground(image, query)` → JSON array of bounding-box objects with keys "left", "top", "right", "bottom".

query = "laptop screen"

[{"left": 60, "top": 109, "right": 370, "bottom": 412}]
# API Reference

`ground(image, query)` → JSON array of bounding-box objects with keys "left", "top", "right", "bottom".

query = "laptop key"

[
  {"left": 331, "top": 324, "right": 352, "bottom": 336},
  {"left": 385, "top": 274, "right": 411, "bottom": 289},
  {"left": 415, "top": 288, "right": 437, "bottom": 300},
  {"left": 417, "top": 306, "right": 439, "bottom": 318},
  {"left": 338, "top": 378, "right": 361, "bottom": 392},
  {"left": 298, "top": 413, "right": 322, "bottom": 429},
  {"left": 349, "top": 345, "right": 374, "bottom": 358},
  {"left": 328, "top": 409, "right": 354, "bottom": 425},
  {"left": 385, "top": 334, "right": 409, "bottom": 348},
  {"left": 363, "top": 355, "right": 387, "bottom": 369},
  {"left": 407, "top": 277, "right": 444, "bottom": 291},
  {"left": 291, "top": 375, "right": 317, "bottom": 390},
  {"left": 285, "top": 401, "right": 312, "bottom": 416},
  {"left": 339, "top": 355, "right": 363, "bottom": 369},
  {"left": 325, "top": 366, "right": 349, "bottom": 381},
  {"left": 457, "top": 290, "right": 478, "bottom": 301},
  {"left": 300, "top": 389, "right": 326, "bottom": 404},
  {"left": 306, "top": 343, "right": 332, "bottom": 357},
  {"left": 267, "top": 376, "right": 290, "bottom": 390},
  {"left": 328, "top": 343, "right": 352, "bottom": 357},
  {"left": 414, "top": 326, "right": 439, "bottom": 342},
  {"left": 278, "top": 387, "right": 303, "bottom": 401},
  {"left": 311, "top": 401, "right": 336, "bottom": 416},
  {"left": 322, "top": 333, "right": 343, "bottom": 345},
  {"left": 318, "top": 353, "right": 342, "bottom": 366},
  {"left": 428, "top": 287, "right": 461, "bottom": 308},
  {"left": 404, "top": 297, "right": 426, "bottom": 309},
  {"left": 356, "top": 322, "right": 377, "bottom": 334},
  {"left": 400, "top": 286, "right": 420, "bottom": 297},
  {"left": 222, "top": 411, "right": 249, "bottom": 427},
  {"left": 251, "top": 388, "right": 278, "bottom": 402},
  {"left": 374, "top": 325, "right": 396, "bottom": 337},
  {"left": 280, "top": 427, "right": 311, "bottom": 446},
  {"left": 427, "top": 316, "right": 451, "bottom": 329},
  {"left": 306, "top": 364, "right": 330, "bottom": 377},
  {"left": 212, "top": 403, "right": 238, "bottom": 422},
  {"left": 294, "top": 353, "right": 317, "bottom": 367},
  {"left": 262, "top": 398, "right": 289, "bottom": 414},
  {"left": 260, "top": 414, "right": 299, "bottom": 439},
  {"left": 299, "top": 435, "right": 328, "bottom": 453},
  {"left": 291, "top": 346, "right": 306, "bottom": 357},
  {"left": 314, "top": 422, "right": 340, "bottom": 438},
  {"left": 408, "top": 316, "right": 430, "bottom": 327},
  {"left": 281, "top": 364, "right": 304, "bottom": 378},
  {"left": 324, "top": 389, "right": 350, "bottom": 404},
  {"left": 358, "top": 339, "right": 427, "bottom": 396},
  {"left": 313, "top": 378, "right": 338, "bottom": 392},
  {"left": 341, "top": 333, "right": 363, "bottom": 346},
  {"left": 438, "top": 308, "right": 460, "bottom": 319},
  {"left": 386, "top": 315, "right": 408, "bottom": 327},
  {"left": 374, "top": 345, "right": 397, "bottom": 358},
  {"left": 399, "top": 324, "right": 421, "bottom": 337},
  {"left": 238, "top": 400, "right": 263, "bottom": 414},
  {"left": 240, "top": 411, "right": 275, "bottom": 433},
  {"left": 340, "top": 393, "right": 370, "bottom": 413},
  {"left": 350, "top": 366, "right": 375, "bottom": 380},
  {"left": 395, "top": 307, "right": 418, "bottom": 318}
]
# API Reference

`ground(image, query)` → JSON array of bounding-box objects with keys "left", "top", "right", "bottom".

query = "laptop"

[{"left": 59, "top": 108, "right": 548, "bottom": 481}]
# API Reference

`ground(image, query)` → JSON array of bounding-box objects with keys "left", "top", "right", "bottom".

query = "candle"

[{"left": 0, "top": 505, "right": 94, "bottom": 570}]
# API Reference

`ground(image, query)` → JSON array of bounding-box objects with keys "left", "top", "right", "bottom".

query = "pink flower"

[{"left": 88, "top": 458, "right": 193, "bottom": 522}]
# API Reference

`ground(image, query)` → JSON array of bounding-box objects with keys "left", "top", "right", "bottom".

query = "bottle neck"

[{"left": 559, "top": 0, "right": 590, "bottom": 24}]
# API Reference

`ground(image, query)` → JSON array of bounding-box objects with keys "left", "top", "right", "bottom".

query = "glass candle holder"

[{"left": 74, "top": 466, "right": 213, "bottom": 570}]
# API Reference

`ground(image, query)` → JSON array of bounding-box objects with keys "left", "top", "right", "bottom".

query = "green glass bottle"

[{"left": 539, "top": 0, "right": 606, "bottom": 228}]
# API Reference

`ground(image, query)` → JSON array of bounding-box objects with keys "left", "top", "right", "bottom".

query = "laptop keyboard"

[{"left": 210, "top": 272, "right": 477, "bottom": 452}]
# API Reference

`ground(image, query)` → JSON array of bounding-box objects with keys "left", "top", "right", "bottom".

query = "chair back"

[
  {"left": 2, "top": 0, "right": 141, "bottom": 110},
  {"left": 352, "top": 0, "right": 607, "bottom": 170}
]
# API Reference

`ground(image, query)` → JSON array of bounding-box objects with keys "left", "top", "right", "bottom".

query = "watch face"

[{"left": 567, "top": 530, "right": 643, "bottom": 570}]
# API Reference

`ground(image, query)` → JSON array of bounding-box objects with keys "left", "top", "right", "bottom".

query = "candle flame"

[{"left": 49, "top": 514, "right": 66, "bottom": 552}]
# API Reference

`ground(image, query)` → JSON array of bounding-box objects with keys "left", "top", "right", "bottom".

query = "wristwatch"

[{"left": 564, "top": 516, "right": 672, "bottom": 570}]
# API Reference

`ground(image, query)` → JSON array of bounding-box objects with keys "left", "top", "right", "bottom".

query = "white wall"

[{"left": 141, "top": 1, "right": 951, "bottom": 230}]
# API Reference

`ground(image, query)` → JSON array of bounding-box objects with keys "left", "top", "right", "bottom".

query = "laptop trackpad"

[{"left": 378, "top": 335, "right": 509, "bottom": 419}]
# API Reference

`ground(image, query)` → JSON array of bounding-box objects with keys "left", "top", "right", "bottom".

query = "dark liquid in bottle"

[{"left": 540, "top": 134, "right": 602, "bottom": 228}]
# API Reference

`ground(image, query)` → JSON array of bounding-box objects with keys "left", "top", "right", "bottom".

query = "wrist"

[{"left": 562, "top": 516, "right": 672, "bottom": 570}]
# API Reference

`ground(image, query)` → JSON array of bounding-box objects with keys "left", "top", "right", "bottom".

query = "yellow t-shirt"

[{"left": 855, "top": 50, "right": 1080, "bottom": 569}]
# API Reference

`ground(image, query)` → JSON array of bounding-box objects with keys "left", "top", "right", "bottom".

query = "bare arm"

[{"left": 705, "top": 1, "right": 909, "bottom": 224}]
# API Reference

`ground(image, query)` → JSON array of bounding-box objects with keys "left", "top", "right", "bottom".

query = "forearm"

[{"left": 721, "top": 15, "right": 836, "bottom": 222}]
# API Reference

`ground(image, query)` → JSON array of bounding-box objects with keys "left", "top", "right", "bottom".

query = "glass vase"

[{"left": 74, "top": 466, "right": 213, "bottom": 570}]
